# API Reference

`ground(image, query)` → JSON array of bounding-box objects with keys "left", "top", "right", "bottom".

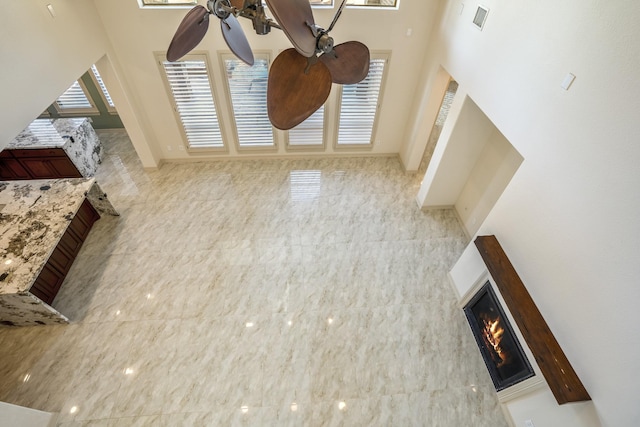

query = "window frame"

[
  {"left": 345, "top": 0, "right": 399, "bottom": 9},
  {"left": 138, "top": 0, "right": 398, "bottom": 10},
  {"left": 309, "top": 0, "right": 334, "bottom": 8},
  {"left": 333, "top": 51, "right": 390, "bottom": 150},
  {"left": 137, "top": 0, "right": 197, "bottom": 9},
  {"left": 156, "top": 51, "right": 228, "bottom": 153},
  {"left": 284, "top": 103, "right": 329, "bottom": 152},
  {"left": 53, "top": 79, "right": 99, "bottom": 116},
  {"left": 219, "top": 51, "right": 277, "bottom": 153},
  {"left": 139, "top": 0, "right": 334, "bottom": 8},
  {"left": 89, "top": 65, "right": 117, "bottom": 114}
]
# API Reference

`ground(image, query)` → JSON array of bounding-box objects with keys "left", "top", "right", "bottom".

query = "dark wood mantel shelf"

[{"left": 474, "top": 235, "right": 591, "bottom": 405}]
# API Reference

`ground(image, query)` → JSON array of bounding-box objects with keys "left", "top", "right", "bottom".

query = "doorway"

[{"left": 418, "top": 80, "right": 458, "bottom": 174}]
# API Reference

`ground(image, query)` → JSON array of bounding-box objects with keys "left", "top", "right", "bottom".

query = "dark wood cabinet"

[
  {"left": 30, "top": 264, "right": 66, "bottom": 306},
  {"left": 0, "top": 148, "right": 82, "bottom": 180},
  {"left": 0, "top": 151, "right": 31, "bottom": 179},
  {"left": 30, "top": 198, "right": 100, "bottom": 305}
]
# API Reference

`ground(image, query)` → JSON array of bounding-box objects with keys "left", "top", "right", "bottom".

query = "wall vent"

[{"left": 473, "top": 5, "right": 489, "bottom": 30}]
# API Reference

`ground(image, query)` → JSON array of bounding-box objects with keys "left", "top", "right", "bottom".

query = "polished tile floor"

[{"left": 0, "top": 130, "right": 509, "bottom": 426}]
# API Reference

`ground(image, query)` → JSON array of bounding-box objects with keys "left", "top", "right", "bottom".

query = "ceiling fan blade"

[
  {"left": 264, "top": 0, "right": 317, "bottom": 57},
  {"left": 221, "top": 14, "right": 254, "bottom": 66},
  {"left": 327, "top": 0, "right": 347, "bottom": 32},
  {"left": 166, "top": 5, "right": 211, "bottom": 62},
  {"left": 319, "top": 41, "right": 370, "bottom": 84},
  {"left": 268, "top": 49, "right": 332, "bottom": 130}
]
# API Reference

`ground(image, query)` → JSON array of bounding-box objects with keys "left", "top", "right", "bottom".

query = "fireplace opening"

[{"left": 464, "top": 281, "right": 535, "bottom": 391}]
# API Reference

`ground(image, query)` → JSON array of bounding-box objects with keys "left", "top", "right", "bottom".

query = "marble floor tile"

[{"left": 0, "top": 129, "right": 509, "bottom": 426}]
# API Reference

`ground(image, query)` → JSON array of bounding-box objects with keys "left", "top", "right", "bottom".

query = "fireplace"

[{"left": 464, "top": 281, "right": 534, "bottom": 391}]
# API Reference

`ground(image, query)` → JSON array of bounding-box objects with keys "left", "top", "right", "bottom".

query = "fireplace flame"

[{"left": 481, "top": 315, "right": 509, "bottom": 367}]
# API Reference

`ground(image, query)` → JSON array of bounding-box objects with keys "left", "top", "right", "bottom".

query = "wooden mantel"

[{"left": 474, "top": 235, "right": 591, "bottom": 405}]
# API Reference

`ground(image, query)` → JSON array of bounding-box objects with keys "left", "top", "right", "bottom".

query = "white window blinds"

[
  {"left": 346, "top": 0, "right": 397, "bottom": 6},
  {"left": 90, "top": 65, "right": 115, "bottom": 108},
  {"left": 56, "top": 81, "right": 94, "bottom": 111},
  {"left": 142, "top": 0, "right": 196, "bottom": 5},
  {"left": 288, "top": 105, "right": 325, "bottom": 147},
  {"left": 161, "top": 55, "right": 224, "bottom": 149},
  {"left": 337, "top": 57, "right": 386, "bottom": 146},
  {"left": 224, "top": 57, "right": 274, "bottom": 148}
]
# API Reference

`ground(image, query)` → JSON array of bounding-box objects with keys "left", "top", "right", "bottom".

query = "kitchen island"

[
  {"left": 0, "top": 117, "right": 102, "bottom": 179},
  {"left": 0, "top": 178, "right": 117, "bottom": 326}
]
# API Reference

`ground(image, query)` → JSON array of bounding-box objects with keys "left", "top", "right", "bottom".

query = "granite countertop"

[
  {"left": 5, "top": 118, "right": 102, "bottom": 177},
  {"left": 7, "top": 118, "right": 89, "bottom": 149},
  {"left": 0, "top": 178, "right": 96, "bottom": 295}
]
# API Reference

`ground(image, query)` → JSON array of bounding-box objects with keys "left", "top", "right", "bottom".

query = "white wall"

[
  {"left": 91, "top": 0, "right": 442, "bottom": 160},
  {"left": 417, "top": 94, "right": 494, "bottom": 208},
  {"left": 0, "top": 1, "right": 110, "bottom": 147},
  {"left": 399, "top": 65, "right": 452, "bottom": 171},
  {"left": 455, "top": 128, "right": 523, "bottom": 237},
  {"left": 507, "top": 388, "right": 603, "bottom": 427},
  {"left": 450, "top": 244, "right": 601, "bottom": 427},
  {"left": 415, "top": 0, "right": 640, "bottom": 425},
  {"left": 0, "top": 1, "right": 160, "bottom": 168}
]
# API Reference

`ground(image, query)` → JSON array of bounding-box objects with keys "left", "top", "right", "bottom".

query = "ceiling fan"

[{"left": 166, "top": 0, "right": 370, "bottom": 130}]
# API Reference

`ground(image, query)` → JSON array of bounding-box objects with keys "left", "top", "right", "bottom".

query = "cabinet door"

[
  {"left": 0, "top": 157, "right": 31, "bottom": 179},
  {"left": 19, "top": 158, "right": 80, "bottom": 179},
  {"left": 68, "top": 198, "right": 101, "bottom": 241},
  {"left": 47, "top": 244, "right": 75, "bottom": 278},
  {"left": 29, "top": 199, "right": 100, "bottom": 305},
  {"left": 10, "top": 148, "right": 67, "bottom": 158},
  {"left": 2, "top": 149, "right": 82, "bottom": 179},
  {"left": 30, "top": 263, "right": 65, "bottom": 305},
  {"left": 19, "top": 158, "right": 59, "bottom": 179},
  {"left": 47, "top": 157, "right": 82, "bottom": 178}
]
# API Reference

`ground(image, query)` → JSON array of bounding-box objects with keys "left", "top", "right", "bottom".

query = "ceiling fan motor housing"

[
  {"left": 317, "top": 33, "right": 334, "bottom": 54},
  {"left": 211, "top": 0, "right": 231, "bottom": 20},
  {"left": 251, "top": 4, "right": 272, "bottom": 35}
]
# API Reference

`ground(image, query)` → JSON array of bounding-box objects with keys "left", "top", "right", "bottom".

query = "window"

[
  {"left": 54, "top": 80, "right": 98, "bottom": 115},
  {"left": 223, "top": 54, "right": 274, "bottom": 149},
  {"left": 310, "top": 0, "right": 333, "bottom": 5},
  {"left": 287, "top": 105, "right": 325, "bottom": 149},
  {"left": 346, "top": 0, "right": 398, "bottom": 7},
  {"left": 90, "top": 65, "right": 116, "bottom": 113},
  {"left": 142, "top": 0, "right": 329, "bottom": 7},
  {"left": 336, "top": 55, "right": 387, "bottom": 147},
  {"left": 140, "top": 0, "right": 196, "bottom": 6},
  {"left": 158, "top": 53, "right": 225, "bottom": 150}
]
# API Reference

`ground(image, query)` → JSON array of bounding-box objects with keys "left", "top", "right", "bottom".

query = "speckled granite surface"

[
  {"left": 7, "top": 118, "right": 102, "bottom": 176},
  {"left": 0, "top": 178, "right": 118, "bottom": 326}
]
